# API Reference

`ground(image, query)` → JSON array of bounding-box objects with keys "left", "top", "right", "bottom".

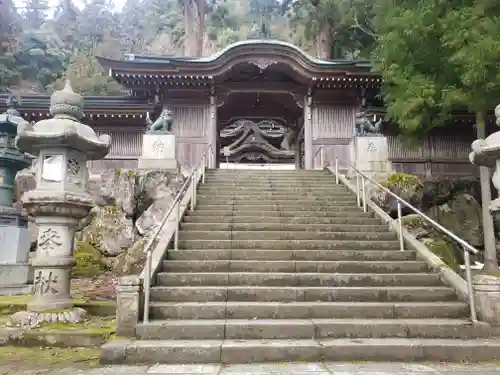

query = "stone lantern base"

[
  {"left": 348, "top": 136, "right": 393, "bottom": 182},
  {"left": 0, "top": 208, "right": 33, "bottom": 296},
  {"left": 138, "top": 132, "right": 179, "bottom": 172},
  {"left": 472, "top": 274, "right": 500, "bottom": 325}
]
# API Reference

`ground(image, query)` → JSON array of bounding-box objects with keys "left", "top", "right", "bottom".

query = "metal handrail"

[
  {"left": 320, "top": 149, "right": 478, "bottom": 323},
  {"left": 142, "top": 144, "right": 213, "bottom": 323}
]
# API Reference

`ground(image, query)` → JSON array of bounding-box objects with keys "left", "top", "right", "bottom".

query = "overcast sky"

[{"left": 14, "top": 0, "right": 127, "bottom": 13}]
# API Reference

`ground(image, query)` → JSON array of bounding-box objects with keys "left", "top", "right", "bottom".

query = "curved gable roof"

[{"left": 97, "top": 39, "right": 374, "bottom": 77}]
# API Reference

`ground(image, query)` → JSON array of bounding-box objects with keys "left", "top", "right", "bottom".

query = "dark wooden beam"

[{"left": 218, "top": 82, "right": 306, "bottom": 95}]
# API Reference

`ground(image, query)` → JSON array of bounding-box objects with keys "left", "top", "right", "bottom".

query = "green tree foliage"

[
  {"left": 4, "top": 0, "right": 381, "bottom": 94},
  {"left": 47, "top": 53, "right": 123, "bottom": 95},
  {"left": 373, "top": 0, "right": 500, "bottom": 136}
]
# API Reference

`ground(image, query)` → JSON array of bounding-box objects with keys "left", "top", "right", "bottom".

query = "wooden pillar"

[
  {"left": 208, "top": 93, "right": 217, "bottom": 168},
  {"left": 304, "top": 95, "right": 313, "bottom": 170}
]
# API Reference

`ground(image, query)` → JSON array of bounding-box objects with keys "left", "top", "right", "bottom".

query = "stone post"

[
  {"left": 303, "top": 95, "right": 313, "bottom": 170},
  {"left": 15, "top": 80, "right": 111, "bottom": 312},
  {"left": 468, "top": 104, "right": 500, "bottom": 324},
  {"left": 0, "top": 98, "right": 33, "bottom": 295},
  {"left": 472, "top": 274, "right": 500, "bottom": 325},
  {"left": 116, "top": 275, "right": 141, "bottom": 337}
]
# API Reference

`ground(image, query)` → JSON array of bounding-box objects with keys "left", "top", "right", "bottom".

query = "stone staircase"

[{"left": 103, "top": 169, "right": 500, "bottom": 364}]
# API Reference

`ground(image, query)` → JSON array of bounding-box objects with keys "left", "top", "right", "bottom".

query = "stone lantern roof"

[
  {"left": 15, "top": 80, "right": 111, "bottom": 160},
  {"left": 0, "top": 97, "right": 32, "bottom": 168},
  {"left": 469, "top": 104, "right": 500, "bottom": 168}
]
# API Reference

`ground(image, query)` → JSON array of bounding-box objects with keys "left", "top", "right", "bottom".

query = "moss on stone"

[
  {"left": 387, "top": 173, "right": 422, "bottom": 192},
  {"left": 73, "top": 241, "right": 107, "bottom": 277},
  {"left": 0, "top": 346, "right": 100, "bottom": 366},
  {"left": 402, "top": 214, "right": 426, "bottom": 230},
  {"left": 0, "top": 296, "right": 115, "bottom": 316},
  {"left": 38, "top": 317, "right": 116, "bottom": 333},
  {"left": 426, "top": 238, "right": 460, "bottom": 273}
]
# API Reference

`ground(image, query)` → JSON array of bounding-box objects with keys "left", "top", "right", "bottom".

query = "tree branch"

[{"left": 353, "top": 11, "right": 377, "bottom": 39}]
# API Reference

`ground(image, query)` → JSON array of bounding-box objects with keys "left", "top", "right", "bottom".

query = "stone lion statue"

[
  {"left": 146, "top": 109, "right": 174, "bottom": 133},
  {"left": 355, "top": 112, "right": 384, "bottom": 136}
]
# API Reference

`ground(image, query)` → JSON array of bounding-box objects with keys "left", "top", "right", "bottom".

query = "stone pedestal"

[
  {"left": 138, "top": 132, "right": 179, "bottom": 171},
  {"left": 349, "top": 136, "right": 393, "bottom": 181},
  {"left": 28, "top": 215, "right": 80, "bottom": 311},
  {"left": 472, "top": 274, "right": 500, "bottom": 325},
  {"left": 0, "top": 209, "right": 32, "bottom": 295}
]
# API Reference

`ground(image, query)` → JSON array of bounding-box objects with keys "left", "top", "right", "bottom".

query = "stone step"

[
  {"left": 155, "top": 273, "right": 441, "bottom": 288},
  {"left": 177, "top": 239, "right": 400, "bottom": 250},
  {"left": 136, "top": 319, "right": 493, "bottom": 341},
  {"left": 180, "top": 222, "right": 389, "bottom": 232},
  {"left": 162, "top": 260, "right": 428, "bottom": 273},
  {"left": 194, "top": 204, "right": 362, "bottom": 211},
  {"left": 182, "top": 216, "right": 381, "bottom": 225},
  {"left": 206, "top": 173, "right": 333, "bottom": 180},
  {"left": 178, "top": 230, "right": 397, "bottom": 242},
  {"left": 202, "top": 180, "right": 339, "bottom": 185},
  {"left": 166, "top": 249, "right": 417, "bottom": 261},
  {"left": 101, "top": 337, "right": 500, "bottom": 364},
  {"left": 148, "top": 301, "right": 468, "bottom": 320},
  {"left": 197, "top": 188, "right": 349, "bottom": 193},
  {"left": 195, "top": 203, "right": 360, "bottom": 210},
  {"left": 196, "top": 194, "right": 356, "bottom": 200},
  {"left": 187, "top": 213, "right": 372, "bottom": 219},
  {"left": 204, "top": 171, "right": 330, "bottom": 175},
  {"left": 201, "top": 183, "right": 339, "bottom": 188},
  {"left": 197, "top": 194, "right": 356, "bottom": 206},
  {"left": 196, "top": 199, "right": 358, "bottom": 206},
  {"left": 150, "top": 286, "right": 455, "bottom": 303}
]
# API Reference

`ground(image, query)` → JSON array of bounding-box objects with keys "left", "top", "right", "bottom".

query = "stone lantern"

[
  {"left": 469, "top": 105, "right": 500, "bottom": 212},
  {"left": 0, "top": 97, "right": 33, "bottom": 295},
  {"left": 468, "top": 103, "right": 500, "bottom": 325},
  {"left": 15, "top": 80, "right": 111, "bottom": 312}
]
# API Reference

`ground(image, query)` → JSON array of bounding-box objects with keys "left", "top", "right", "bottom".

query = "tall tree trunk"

[
  {"left": 184, "top": 0, "right": 205, "bottom": 57},
  {"left": 315, "top": 25, "right": 332, "bottom": 60},
  {"left": 476, "top": 111, "right": 498, "bottom": 273}
]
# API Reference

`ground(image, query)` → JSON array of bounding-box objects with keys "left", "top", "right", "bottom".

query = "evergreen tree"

[{"left": 373, "top": 0, "right": 500, "bottom": 272}]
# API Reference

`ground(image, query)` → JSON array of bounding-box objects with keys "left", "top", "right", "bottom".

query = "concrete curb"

[{"left": 329, "top": 167, "right": 469, "bottom": 303}]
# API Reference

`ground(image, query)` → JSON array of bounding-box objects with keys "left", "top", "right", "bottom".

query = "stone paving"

[{"left": 5, "top": 363, "right": 500, "bottom": 375}]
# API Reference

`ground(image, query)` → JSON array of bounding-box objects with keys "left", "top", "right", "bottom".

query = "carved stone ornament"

[
  {"left": 248, "top": 59, "right": 278, "bottom": 70},
  {"left": 366, "top": 140, "right": 377, "bottom": 152}
]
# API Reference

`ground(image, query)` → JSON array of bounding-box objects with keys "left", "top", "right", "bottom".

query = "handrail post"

[
  {"left": 142, "top": 250, "right": 152, "bottom": 323},
  {"left": 335, "top": 157, "right": 339, "bottom": 184},
  {"left": 397, "top": 201, "right": 404, "bottom": 251},
  {"left": 361, "top": 175, "right": 367, "bottom": 213},
  {"left": 202, "top": 155, "right": 206, "bottom": 184},
  {"left": 174, "top": 200, "right": 180, "bottom": 251},
  {"left": 463, "top": 250, "right": 478, "bottom": 322},
  {"left": 356, "top": 172, "right": 361, "bottom": 207},
  {"left": 320, "top": 147, "right": 324, "bottom": 169},
  {"left": 191, "top": 172, "right": 198, "bottom": 211}
]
